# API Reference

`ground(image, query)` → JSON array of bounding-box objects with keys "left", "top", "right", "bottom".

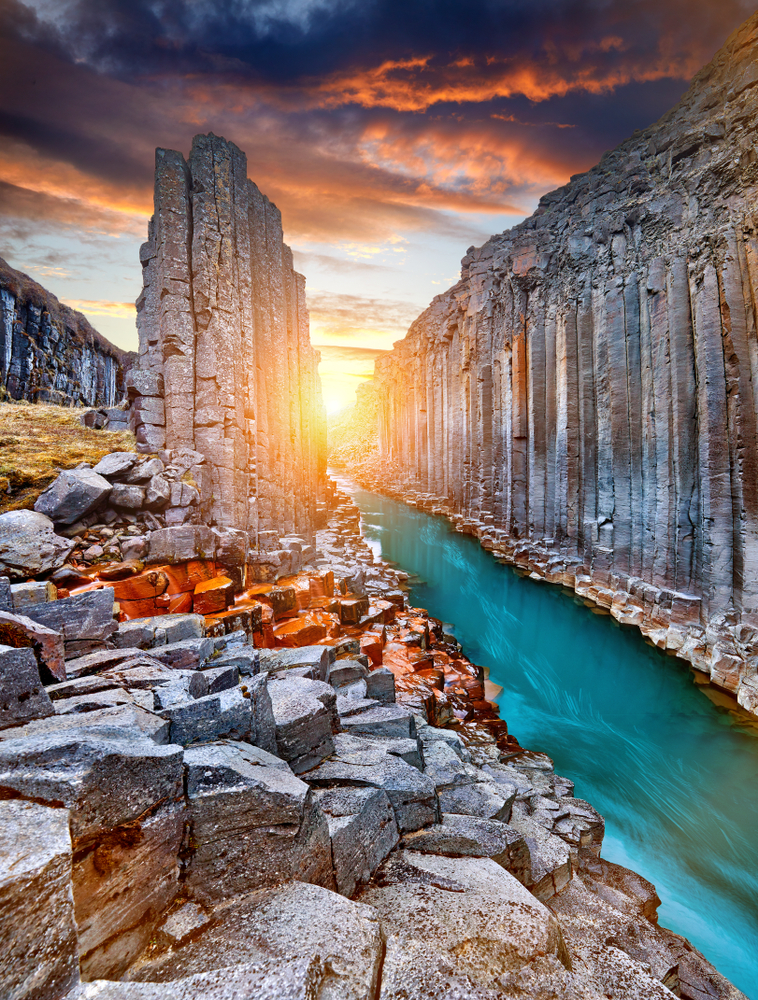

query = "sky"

[{"left": 1, "top": 0, "right": 755, "bottom": 413}]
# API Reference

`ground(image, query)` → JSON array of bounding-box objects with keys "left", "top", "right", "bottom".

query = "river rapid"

[{"left": 338, "top": 476, "right": 758, "bottom": 997}]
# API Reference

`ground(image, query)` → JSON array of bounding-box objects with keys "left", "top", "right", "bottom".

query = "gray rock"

[
  {"left": 53, "top": 686, "right": 149, "bottom": 716},
  {"left": 436, "top": 778, "right": 513, "bottom": 822},
  {"left": 0, "top": 645, "right": 54, "bottom": 731},
  {"left": 365, "top": 665, "right": 396, "bottom": 703},
  {"left": 148, "top": 636, "right": 214, "bottom": 670},
  {"left": 160, "top": 686, "right": 252, "bottom": 745},
  {"left": 0, "top": 800, "right": 80, "bottom": 1000},
  {"left": 64, "top": 647, "right": 151, "bottom": 679},
  {"left": 0, "top": 608, "right": 66, "bottom": 681},
  {"left": 245, "top": 671, "right": 278, "bottom": 756},
  {"left": 0, "top": 732, "right": 185, "bottom": 979},
  {"left": 128, "top": 881, "right": 381, "bottom": 999},
  {"left": 340, "top": 704, "right": 416, "bottom": 740},
  {"left": 24, "top": 587, "right": 117, "bottom": 648},
  {"left": 357, "top": 851, "right": 568, "bottom": 999},
  {"left": 158, "top": 902, "right": 211, "bottom": 946},
  {"left": 110, "top": 484, "right": 145, "bottom": 510},
  {"left": 126, "top": 458, "right": 165, "bottom": 483},
  {"left": 402, "top": 813, "right": 531, "bottom": 884},
  {"left": 212, "top": 647, "right": 259, "bottom": 675},
  {"left": 34, "top": 468, "right": 113, "bottom": 524},
  {"left": 182, "top": 742, "right": 334, "bottom": 902},
  {"left": 201, "top": 662, "right": 239, "bottom": 693},
  {"left": 112, "top": 613, "right": 204, "bottom": 650},
  {"left": 509, "top": 802, "right": 573, "bottom": 901},
  {"left": 0, "top": 577, "right": 11, "bottom": 613},
  {"left": 80, "top": 957, "right": 327, "bottom": 999},
  {"left": 257, "top": 645, "right": 333, "bottom": 681},
  {"left": 9, "top": 580, "right": 56, "bottom": 610},
  {"left": 146, "top": 526, "right": 215, "bottom": 564},
  {"left": 153, "top": 673, "right": 208, "bottom": 710},
  {"left": 306, "top": 733, "right": 438, "bottom": 832},
  {"left": 268, "top": 676, "right": 336, "bottom": 773},
  {"left": 0, "top": 704, "right": 171, "bottom": 744},
  {"left": 0, "top": 510, "right": 74, "bottom": 579},
  {"left": 92, "top": 453, "right": 138, "bottom": 479},
  {"left": 328, "top": 657, "right": 368, "bottom": 689},
  {"left": 314, "top": 786, "right": 399, "bottom": 896},
  {"left": 145, "top": 474, "right": 171, "bottom": 510}
]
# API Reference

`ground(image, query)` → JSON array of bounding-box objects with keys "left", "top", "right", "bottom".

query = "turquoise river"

[{"left": 341, "top": 477, "right": 758, "bottom": 997}]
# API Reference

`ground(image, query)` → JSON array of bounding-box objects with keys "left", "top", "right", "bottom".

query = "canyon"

[
  {"left": 340, "top": 12, "right": 758, "bottom": 722},
  {"left": 2, "top": 11, "right": 758, "bottom": 993}
]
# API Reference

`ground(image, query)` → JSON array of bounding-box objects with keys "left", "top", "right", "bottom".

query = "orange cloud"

[{"left": 306, "top": 42, "right": 699, "bottom": 113}]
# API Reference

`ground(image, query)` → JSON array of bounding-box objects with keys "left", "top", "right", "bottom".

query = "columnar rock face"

[
  {"left": 353, "top": 14, "right": 758, "bottom": 715},
  {"left": 0, "top": 257, "right": 131, "bottom": 407},
  {"left": 132, "top": 134, "right": 326, "bottom": 539}
]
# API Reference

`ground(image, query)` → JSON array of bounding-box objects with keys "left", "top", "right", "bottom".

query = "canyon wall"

[
  {"left": 131, "top": 133, "right": 326, "bottom": 539},
  {"left": 351, "top": 14, "right": 758, "bottom": 716},
  {"left": 0, "top": 256, "right": 130, "bottom": 407}
]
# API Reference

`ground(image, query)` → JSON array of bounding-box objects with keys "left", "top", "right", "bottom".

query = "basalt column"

[
  {"left": 357, "top": 13, "right": 758, "bottom": 718},
  {"left": 132, "top": 133, "right": 326, "bottom": 538}
]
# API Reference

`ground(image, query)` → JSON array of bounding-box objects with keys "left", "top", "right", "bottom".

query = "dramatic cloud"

[{"left": 1, "top": 0, "right": 754, "bottom": 409}]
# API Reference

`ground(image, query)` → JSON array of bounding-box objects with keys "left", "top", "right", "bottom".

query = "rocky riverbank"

[{"left": 0, "top": 455, "right": 747, "bottom": 1000}]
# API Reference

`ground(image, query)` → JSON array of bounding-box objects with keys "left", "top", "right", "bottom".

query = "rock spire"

[
  {"left": 347, "top": 13, "right": 758, "bottom": 716},
  {"left": 130, "top": 133, "right": 326, "bottom": 539}
]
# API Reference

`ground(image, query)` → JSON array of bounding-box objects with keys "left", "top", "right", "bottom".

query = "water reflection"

[{"left": 347, "top": 478, "right": 758, "bottom": 997}]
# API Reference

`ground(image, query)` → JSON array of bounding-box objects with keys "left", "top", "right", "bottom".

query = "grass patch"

[{"left": 0, "top": 401, "right": 136, "bottom": 514}]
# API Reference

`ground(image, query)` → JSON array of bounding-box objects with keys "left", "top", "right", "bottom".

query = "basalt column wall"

[
  {"left": 132, "top": 133, "right": 326, "bottom": 539},
  {"left": 361, "top": 14, "right": 758, "bottom": 716},
  {"left": 0, "top": 256, "right": 129, "bottom": 407}
]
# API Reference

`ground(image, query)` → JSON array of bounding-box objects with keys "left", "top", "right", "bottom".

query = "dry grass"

[{"left": 0, "top": 401, "right": 136, "bottom": 514}]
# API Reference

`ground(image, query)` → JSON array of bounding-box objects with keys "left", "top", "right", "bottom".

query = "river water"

[{"left": 341, "top": 477, "right": 758, "bottom": 997}]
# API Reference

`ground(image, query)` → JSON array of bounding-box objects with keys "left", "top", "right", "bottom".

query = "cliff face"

[
  {"left": 0, "top": 257, "right": 130, "bottom": 407},
  {"left": 351, "top": 14, "right": 758, "bottom": 716},
  {"left": 131, "top": 133, "right": 326, "bottom": 538}
]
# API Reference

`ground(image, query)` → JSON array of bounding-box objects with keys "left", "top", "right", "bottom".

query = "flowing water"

[{"left": 339, "top": 476, "right": 758, "bottom": 997}]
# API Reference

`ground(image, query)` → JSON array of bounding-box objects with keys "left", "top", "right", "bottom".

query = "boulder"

[
  {"left": 9, "top": 580, "right": 57, "bottom": 610},
  {"left": 0, "top": 609, "right": 66, "bottom": 681},
  {"left": 257, "top": 645, "right": 333, "bottom": 680},
  {"left": 53, "top": 686, "right": 153, "bottom": 716},
  {"left": 159, "top": 687, "right": 252, "bottom": 746},
  {"left": 128, "top": 881, "right": 381, "bottom": 999},
  {"left": 314, "top": 786, "right": 399, "bottom": 896},
  {"left": 0, "top": 732, "right": 185, "bottom": 979},
  {"left": 64, "top": 647, "right": 152, "bottom": 680},
  {"left": 0, "top": 800, "right": 80, "bottom": 1000},
  {"left": 110, "top": 484, "right": 146, "bottom": 510},
  {"left": 268, "top": 676, "right": 337, "bottom": 773},
  {"left": 0, "top": 510, "right": 74, "bottom": 580},
  {"left": 401, "top": 813, "right": 531, "bottom": 884},
  {"left": 357, "top": 851, "right": 569, "bottom": 999},
  {"left": 201, "top": 662, "right": 239, "bottom": 693},
  {"left": 306, "top": 733, "right": 438, "bottom": 832},
  {"left": 365, "top": 666, "right": 396, "bottom": 703},
  {"left": 23, "top": 588, "right": 117, "bottom": 651},
  {"left": 245, "top": 672, "right": 278, "bottom": 756},
  {"left": 92, "top": 452, "right": 138, "bottom": 479},
  {"left": 146, "top": 526, "right": 216, "bottom": 564},
  {"left": 34, "top": 468, "right": 112, "bottom": 524},
  {"left": 0, "top": 704, "right": 171, "bottom": 745},
  {"left": 182, "top": 743, "right": 334, "bottom": 903},
  {"left": 148, "top": 636, "right": 214, "bottom": 670},
  {"left": 145, "top": 474, "right": 171, "bottom": 510},
  {"left": 339, "top": 704, "right": 416, "bottom": 740},
  {"left": 113, "top": 613, "right": 204, "bottom": 650}
]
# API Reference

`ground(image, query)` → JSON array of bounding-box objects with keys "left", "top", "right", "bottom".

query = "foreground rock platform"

[{"left": 0, "top": 461, "right": 746, "bottom": 1000}]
